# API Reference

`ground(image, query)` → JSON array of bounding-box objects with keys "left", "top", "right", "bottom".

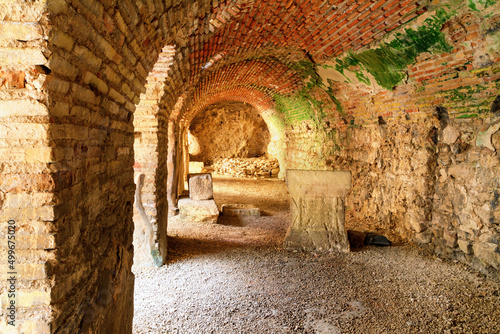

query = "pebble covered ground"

[{"left": 133, "top": 176, "right": 500, "bottom": 334}]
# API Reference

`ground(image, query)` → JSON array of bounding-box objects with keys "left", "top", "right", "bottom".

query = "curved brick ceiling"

[
  {"left": 182, "top": 0, "right": 429, "bottom": 123},
  {"left": 180, "top": 58, "right": 303, "bottom": 124},
  {"left": 181, "top": 87, "right": 276, "bottom": 125}
]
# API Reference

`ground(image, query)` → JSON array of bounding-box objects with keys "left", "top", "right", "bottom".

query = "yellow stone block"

[
  {"left": 0, "top": 48, "right": 47, "bottom": 66},
  {"left": 24, "top": 147, "right": 53, "bottom": 163},
  {"left": 0, "top": 22, "right": 42, "bottom": 41},
  {"left": 0, "top": 99, "right": 48, "bottom": 118}
]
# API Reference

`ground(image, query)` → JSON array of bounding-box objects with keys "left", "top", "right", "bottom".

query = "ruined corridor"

[{"left": 0, "top": 0, "right": 500, "bottom": 333}]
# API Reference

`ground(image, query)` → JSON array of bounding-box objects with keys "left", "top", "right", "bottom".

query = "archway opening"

[
  {"left": 168, "top": 100, "right": 289, "bottom": 257},
  {"left": 188, "top": 101, "right": 280, "bottom": 179},
  {"left": 132, "top": 45, "right": 176, "bottom": 269}
]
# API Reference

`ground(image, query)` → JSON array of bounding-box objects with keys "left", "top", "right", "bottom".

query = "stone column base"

[{"left": 284, "top": 170, "right": 351, "bottom": 252}]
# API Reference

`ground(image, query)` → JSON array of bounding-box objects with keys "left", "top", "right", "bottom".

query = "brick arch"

[
  {"left": 179, "top": 58, "right": 304, "bottom": 123},
  {"left": 184, "top": 87, "right": 274, "bottom": 124},
  {"left": 0, "top": 0, "right": 221, "bottom": 332},
  {"left": 182, "top": 86, "right": 288, "bottom": 179},
  {"left": 133, "top": 45, "right": 176, "bottom": 269}
]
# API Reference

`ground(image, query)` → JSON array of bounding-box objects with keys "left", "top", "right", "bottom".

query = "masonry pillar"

[{"left": 284, "top": 170, "right": 352, "bottom": 252}]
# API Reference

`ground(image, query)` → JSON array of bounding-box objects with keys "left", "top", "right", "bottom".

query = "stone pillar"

[
  {"left": 188, "top": 173, "right": 214, "bottom": 200},
  {"left": 284, "top": 170, "right": 352, "bottom": 252}
]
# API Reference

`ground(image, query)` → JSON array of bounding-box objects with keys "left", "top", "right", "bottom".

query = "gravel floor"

[{"left": 133, "top": 176, "right": 500, "bottom": 334}]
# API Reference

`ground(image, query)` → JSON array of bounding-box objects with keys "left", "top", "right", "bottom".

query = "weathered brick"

[
  {"left": 72, "top": 83, "right": 98, "bottom": 105},
  {"left": 49, "top": 54, "right": 78, "bottom": 80},
  {"left": 49, "top": 28, "right": 74, "bottom": 51},
  {"left": 0, "top": 21, "right": 43, "bottom": 41},
  {"left": 74, "top": 45, "right": 102, "bottom": 71},
  {"left": 0, "top": 47, "right": 46, "bottom": 65}
]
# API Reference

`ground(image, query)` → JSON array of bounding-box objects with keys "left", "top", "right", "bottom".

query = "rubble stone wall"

[
  {"left": 189, "top": 101, "right": 271, "bottom": 165},
  {"left": 285, "top": 8, "right": 500, "bottom": 279}
]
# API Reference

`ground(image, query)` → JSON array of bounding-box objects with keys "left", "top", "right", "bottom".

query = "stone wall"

[
  {"left": 189, "top": 101, "right": 271, "bottom": 165},
  {"left": 284, "top": 5, "right": 500, "bottom": 279}
]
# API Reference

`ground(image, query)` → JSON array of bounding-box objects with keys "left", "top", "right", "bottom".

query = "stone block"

[
  {"left": 189, "top": 161, "right": 204, "bottom": 173},
  {"left": 473, "top": 242, "right": 500, "bottom": 269},
  {"left": 284, "top": 170, "right": 351, "bottom": 252},
  {"left": 188, "top": 173, "right": 213, "bottom": 200},
  {"left": 286, "top": 169, "right": 351, "bottom": 198},
  {"left": 178, "top": 198, "right": 219, "bottom": 224},
  {"left": 442, "top": 125, "right": 460, "bottom": 145},
  {"left": 221, "top": 204, "right": 260, "bottom": 216}
]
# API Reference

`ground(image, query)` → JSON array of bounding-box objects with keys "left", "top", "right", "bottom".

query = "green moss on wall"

[
  {"left": 274, "top": 93, "right": 317, "bottom": 125},
  {"left": 291, "top": 60, "right": 323, "bottom": 89},
  {"left": 326, "top": 79, "right": 345, "bottom": 115},
  {"left": 448, "top": 85, "right": 487, "bottom": 101},
  {"left": 456, "top": 113, "right": 479, "bottom": 118},
  {"left": 335, "top": 8, "right": 454, "bottom": 90},
  {"left": 277, "top": 60, "right": 333, "bottom": 127},
  {"left": 467, "top": 0, "right": 496, "bottom": 11}
]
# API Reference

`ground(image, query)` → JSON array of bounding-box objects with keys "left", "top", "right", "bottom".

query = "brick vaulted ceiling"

[{"left": 179, "top": 0, "right": 428, "bottom": 123}]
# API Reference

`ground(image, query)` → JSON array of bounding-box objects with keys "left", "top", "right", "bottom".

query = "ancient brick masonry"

[
  {"left": 1, "top": 0, "right": 500, "bottom": 333},
  {"left": 133, "top": 45, "right": 175, "bottom": 268},
  {"left": 1, "top": 0, "right": 210, "bottom": 332}
]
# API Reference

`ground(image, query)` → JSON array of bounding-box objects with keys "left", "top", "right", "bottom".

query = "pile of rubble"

[{"left": 213, "top": 157, "right": 280, "bottom": 178}]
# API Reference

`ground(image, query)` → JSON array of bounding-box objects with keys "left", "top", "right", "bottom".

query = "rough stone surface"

[
  {"left": 221, "top": 204, "right": 261, "bottom": 216},
  {"left": 188, "top": 173, "right": 213, "bottom": 201},
  {"left": 284, "top": 170, "right": 351, "bottom": 252},
  {"left": 189, "top": 161, "right": 204, "bottom": 174},
  {"left": 189, "top": 101, "right": 271, "bottom": 165},
  {"left": 178, "top": 198, "right": 219, "bottom": 224}
]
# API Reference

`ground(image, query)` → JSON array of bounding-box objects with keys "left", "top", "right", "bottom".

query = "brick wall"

[
  {"left": 44, "top": 0, "right": 166, "bottom": 331},
  {"left": 0, "top": 0, "right": 216, "bottom": 332},
  {"left": 0, "top": 2, "right": 53, "bottom": 332},
  {"left": 133, "top": 45, "right": 175, "bottom": 267}
]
